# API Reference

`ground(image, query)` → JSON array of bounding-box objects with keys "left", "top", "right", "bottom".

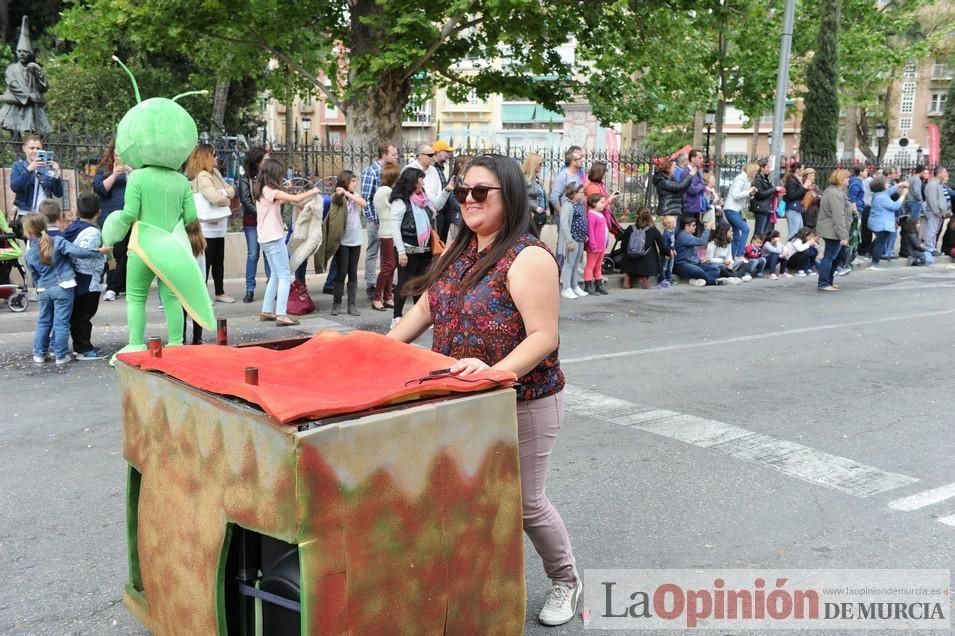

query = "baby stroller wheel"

[
  {"left": 601, "top": 255, "right": 615, "bottom": 276},
  {"left": 8, "top": 291, "right": 28, "bottom": 312}
]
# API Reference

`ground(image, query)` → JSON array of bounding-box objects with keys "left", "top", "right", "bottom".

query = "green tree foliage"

[
  {"left": 800, "top": 0, "right": 840, "bottom": 160},
  {"left": 941, "top": 77, "right": 955, "bottom": 163}
]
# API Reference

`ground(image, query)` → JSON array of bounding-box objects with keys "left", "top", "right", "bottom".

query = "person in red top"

[{"left": 388, "top": 154, "right": 579, "bottom": 627}]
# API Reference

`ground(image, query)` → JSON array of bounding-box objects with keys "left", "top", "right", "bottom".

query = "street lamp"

[
  {"left": 302, "top": 116, "right": 312, "bottom": 177},
  {"left": 704, "top": 109, "right": 716, "bottom": 163},
  {"left": 916, "top": 145, "right": 924, "bottom": 166}
]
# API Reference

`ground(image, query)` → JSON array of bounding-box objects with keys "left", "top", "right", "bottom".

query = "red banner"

[{"left": 927, "top": 123, "right": 940, "bottom": 166}]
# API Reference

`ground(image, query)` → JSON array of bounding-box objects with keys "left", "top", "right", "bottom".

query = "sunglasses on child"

[{"left": 453, "top": 185, "right": 502, "bottom": 203}]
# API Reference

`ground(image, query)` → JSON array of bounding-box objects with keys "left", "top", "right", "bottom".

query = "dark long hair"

[
  {"left": 243, "top": 146, "right": 268, "bottom": 180},
  {"left": 389, "top": 168, "right": 425, "bottom": 205},
  {"left": 332, "top": 170, "right": 355, "bottom": 205},
  {"left": 402, "top": 154, "right": 536, "bottom": 298},
  {"left": 712, "top": 223, "right": 732, "bottom": 248},
  {"left": 253, "top": 158, "right": 286, "bottom": 201}
]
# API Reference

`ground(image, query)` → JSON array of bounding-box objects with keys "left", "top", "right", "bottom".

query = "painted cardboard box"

[{"left": 115, "top": 331, "right": 525, "bottom": 635}]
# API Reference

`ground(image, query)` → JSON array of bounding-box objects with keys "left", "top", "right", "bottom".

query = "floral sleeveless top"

[{"left": 429, "top": 233, "right": 565, "bottom": 401}]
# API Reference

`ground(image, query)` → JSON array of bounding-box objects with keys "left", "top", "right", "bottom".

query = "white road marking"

[
  {"left": 561, "top": 308, "right": 955, "bottom": 364},
  {"left": 888, "top": 482, "right": 955, "bottom": 511},
  {"left": 563, "top": 385, "right": 919, "bottom": 498},
  {"left": 939, "top": 514, "right": 955, "bottom": 527}
]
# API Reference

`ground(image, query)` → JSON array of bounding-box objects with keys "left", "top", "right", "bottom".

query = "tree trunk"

[
  {"left": 750, "top": 118, "right": 761, "bottom": 159},
  {"left": 0, "top": 0, "right": 9, "bottom": 43},
  {"left": 713, "top": 25, "right": 728, "bottom": 181},
  {"left": 212, "top": 79, "right": 230, "bottom": 133},
  {"left": 855, "top": 110, "right": 876, "bottom": 163},
  {"left": 284, "top": 72, "right": 294, "bottom": 166},
  {"left": 344, "top": 71, "right": 411, "bottom": 150},
  {"left": 843, "top": 104, "right": 858, "bottom": 161}
]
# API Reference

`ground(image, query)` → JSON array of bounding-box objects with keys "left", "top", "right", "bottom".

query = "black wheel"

[
  {"left": 601, "top": 255, "right": 615, "bottom": 276},
  {"left": 8, "top": 292, "right": 28, "bottom": 313}
]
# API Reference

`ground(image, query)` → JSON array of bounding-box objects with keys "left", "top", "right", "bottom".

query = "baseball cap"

[{"left": 433, "top": 140, "right": 456, "bottom": 152}]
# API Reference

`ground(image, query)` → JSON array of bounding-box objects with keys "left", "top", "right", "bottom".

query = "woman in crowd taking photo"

[
  {"left": 752, "top": 158, "right": 778, "bottom": 236},
  {"left": 237, "top": 146, "right": 270, "bottom": 303},
  {"left": 92, "top": 140, "right": 129, "bottom": 301},
  {"left": 186, "top": 143, "right": 236, "bottom": 303},
  {"left": 783, "top": 161, "right": 809, "bottom": 238},
  {"left": 653, "top": 157, "right": 693, "bottom": 224},
  {"left": 388, "top": 154, "right": 580, "bottom": 627},
  {"left": 724, "top": 162, "right": 758, "bottom": 258}
]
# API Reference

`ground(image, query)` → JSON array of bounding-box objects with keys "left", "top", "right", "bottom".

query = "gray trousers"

[
  {"left": 364, "top": 219, "right": 380, "bottom": 288},
  {"left": 922, "top": 214, "right": 942, "bottom": 251},
  {"left": 560, "top": 242, "right": 585, "bottom": 290}
]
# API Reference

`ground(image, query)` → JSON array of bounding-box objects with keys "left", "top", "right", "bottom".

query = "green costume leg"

[
  {"left": 157, "top": 281, "right": 184, "bottom": 346},
  {"left": 111, "top": 251, "right": 152, "bottom": 366}
]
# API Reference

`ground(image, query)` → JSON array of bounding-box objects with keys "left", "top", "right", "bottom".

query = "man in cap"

[{"left": 428, "top": 140, "right": 455, "bottom": 241}]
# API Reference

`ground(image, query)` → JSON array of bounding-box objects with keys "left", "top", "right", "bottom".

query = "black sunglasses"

[
  {"left": 419, "top": 152, "right": 435, "bottom": 157},
  {"left": 454, "top": 185, "right": 502, "bottom": 203}
]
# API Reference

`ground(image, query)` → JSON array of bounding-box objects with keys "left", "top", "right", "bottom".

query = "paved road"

[{"left": 1, "top": 263, "right": 953, "bottom": 634}]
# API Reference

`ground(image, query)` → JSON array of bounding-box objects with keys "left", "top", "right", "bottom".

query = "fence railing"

[{"left": 2, "top": 134, "right": 950, "bottom": 221}]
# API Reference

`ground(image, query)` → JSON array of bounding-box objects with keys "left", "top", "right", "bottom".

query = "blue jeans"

[
  {"left": 817, "top": 239, "right": 843, "bottom": 289},
  {"left": 906, "top": 200, "right": 923, "bottom": 221},
  {"left": 870, "top": 230, "right": 893, "bottom": 265},
  {"left": 660, "top": 256, "right": 673, "bottom": 282},
  {"left": 724, "top": 210, "right": 750, "bottom": 258},
  {"left": 34, "top": 284, "right": 74, "bottom": 360},
  {"left": 765, "top": 252, "right": 780, "bottom": 274},
  {"left": 243, "top": 226, "right": 271, "bottom": 293},
  {"left": 754, "top": 212, "right": 772, "bottom": 237},
  {"left": 745, "top": 257, "right": 766, "bottom": 275},
  {"left": 674, "top": 261, "right": 719, "bottom": 285},
  {"left": 884, "top": 229, "right": 897, "bottom": 258},
  {"left": 787, "top": 209, "right": 804, "bottom": 239},
  {"left": 261, "top": 238, "right": 292, "bottom": 316}
]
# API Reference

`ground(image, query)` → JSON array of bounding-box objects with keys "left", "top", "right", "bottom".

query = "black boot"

[
  {"left": 242, "top": 291, "right": 254, "bottom": 303},
  {"left": 596, "top": 280, "right": 609, "bottom": 295},
  {"left": 583, "top": 280, "right": 594, "bottom": 294},
  {"left": 347, "top": 280, "right": 360, "bottom": 316}
]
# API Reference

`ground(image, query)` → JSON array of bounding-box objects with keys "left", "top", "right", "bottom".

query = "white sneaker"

[
  {"left": 538, "top": 579, "right": 582, "bottom": 626},
  {"left": 769, "top": 273, "right": 779, "bottom": 280},
  {"left": 725, "top": 277, "right": 742, "bottom": 284},
  {"left": 561, "top": 288, "right": 578, "bottom": 300},
  {"left": 869, "top": 265, "right": 884, "bottom": 271},
  {"left": 741, "top": 274, "right": 753, "bottom": 282},
  {"left": 103, "top": 290, "right": 117, "bottom": 301},
  {"left": 795, "top": 270, "right": 807, "bottom": 277},
  {"left": 688, "top": 278, "right": 706, "bottom": 287},
  {"left": 390, "top": 317, "right": 402, "bottom": 329},
  {"left": 573, "top": 286, "right": 589, "bottom": 297},
  {"left": 782, "top": 272, "right": 794, "bottom": 278}
]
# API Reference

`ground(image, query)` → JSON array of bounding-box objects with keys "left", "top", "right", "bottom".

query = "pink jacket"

[{"left": 587, "top": 209, "right": 609, "bottom": 253}]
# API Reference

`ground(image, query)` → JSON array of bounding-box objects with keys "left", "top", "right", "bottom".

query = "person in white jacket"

[{"left": 724, "top": 162, "right": 759, "bottom": 259}]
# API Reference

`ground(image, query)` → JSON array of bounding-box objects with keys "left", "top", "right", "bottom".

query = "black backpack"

[{"left": 627, "top": 226, "right": 650, "bottom": 258}]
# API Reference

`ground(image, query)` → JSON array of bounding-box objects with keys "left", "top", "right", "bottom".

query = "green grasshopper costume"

[{"left": 102, "top": 59, "right": 215, "bottom": 362}]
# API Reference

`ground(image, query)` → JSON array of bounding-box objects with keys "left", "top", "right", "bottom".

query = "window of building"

[
  {"left": 929, "top": 92, "right": 947, "bottom": 115},
  {"left": 931, "top": 61, "right": 953, "bottom": 79},
  {"left": 898, "top": 117, "right": 912, "bottom": 134},
  {"left": 903, "top": 61, "right": 917, "bottom": 78},
  {"left": 900, "top": 82, "right": 916, "bottom": 114}
]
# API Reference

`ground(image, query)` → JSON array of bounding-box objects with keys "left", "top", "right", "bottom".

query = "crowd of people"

[{"left": 7, "top": 133, "right": 955, "bottom": 364}]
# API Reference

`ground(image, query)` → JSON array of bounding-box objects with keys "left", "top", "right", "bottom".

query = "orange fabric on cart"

[{"left": 116, "top": 330, "right": 517, "bottom": 424}]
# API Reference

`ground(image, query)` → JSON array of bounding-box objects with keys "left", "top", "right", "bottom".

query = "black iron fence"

[{"left": 1, "top": 134, "right": 950, "bottom": 221}]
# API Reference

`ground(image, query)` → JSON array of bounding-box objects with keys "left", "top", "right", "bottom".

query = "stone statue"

[{"left": 0, "top": 17, "right": 51, "bottom": 138}]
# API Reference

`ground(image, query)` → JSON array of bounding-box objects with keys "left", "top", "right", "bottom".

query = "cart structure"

[{"left": 115, "top": 330, "right": 525, "bottom": 635}]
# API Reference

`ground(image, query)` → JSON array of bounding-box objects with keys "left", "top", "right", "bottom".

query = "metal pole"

[{"left": 770, "top": 0, "right": 797, "bottom": 185}]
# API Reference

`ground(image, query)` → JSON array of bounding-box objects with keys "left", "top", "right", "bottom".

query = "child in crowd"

[
  {"left": 658, "top": 215, "right": 677, "bottom": 288},
  {"left": 743, "top": 233, "right": 768, "bottom": 278},
  {"left": 782, "top": 227, "right": 818, "bottom": 276},
  {"left": 900, "top": 217, "right": 931, "bottom": 266},
  {"left": 24, "top": 214, "right": 111, "bottom": 366},
  {"left": 559, "top": 183, "right": 588, "bottom": 298},
  {"left": 38, "top": 199, "right": 66, "bottom": 235},
  {"left": 761, "top": 231, "right": 787, "bottom": 279},
  {"left": 329, "top": 170, "right": 368, "bottom": 316},
  {"left": 705, "top": 224, "right": 744, "bottom": 283},
  {"left": 255, "top": 158, "right": 322, "bottom": 326},
  {"left": 63, "top": 194, "right": 108, "bottom": 361},
  {"left": 584, "top": 193, "right": 610, "bottom": 295}
]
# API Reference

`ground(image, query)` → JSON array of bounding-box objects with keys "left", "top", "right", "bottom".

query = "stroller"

[
  {"left": 601, "top": 213, "right": 626, "bottom": 276},
  {"left": 0, "top": 215, "right": 29, "bottom": 313}
]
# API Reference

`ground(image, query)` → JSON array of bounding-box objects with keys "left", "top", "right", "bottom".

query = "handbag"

[
  {"left": 286, "top": 279, "right": 315, "bottom": 315},
  {"left": 776, "top": 198, "right": 787, "bottom": 219},
  {"left": 430, "top": 228, "right": 445, "bottom": 256},
  {"left": 193, "top": 192, "right": 231, "bottom": 222}
]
